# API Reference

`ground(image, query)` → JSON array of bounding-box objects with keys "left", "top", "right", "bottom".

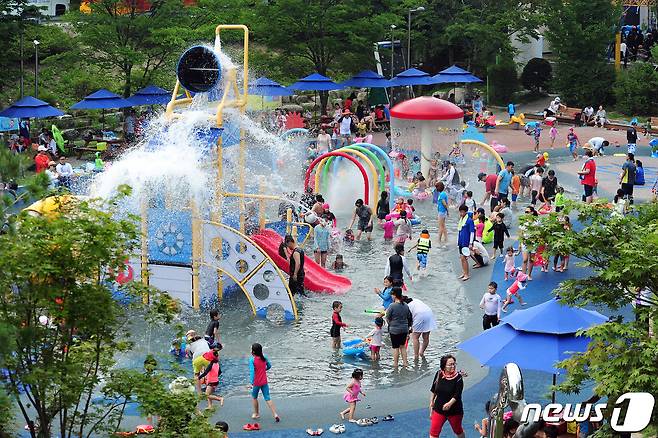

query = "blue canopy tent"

[
  {"left": 340, "top": 70, "right": 392, "bottom": 88},
  {"left": 289, "top": 73, "right": 343, "bottom": 91},
  {"left": 0, "top": 96, "right": 64, "bottom": 119},
  {"left": 388, "top": 68, "right": 439, "bottom": 87},
  {"left": 459, "top": 297, "right": 608, "bottom": 402},
  {"left": 0, "top": 96, "right": 65, "bottom": 151},
  {"left": 249, "top": 77, "right": 293, "bottom": 96},
  {"left": 432, "top": 65, "right": 483, "bottom": 84},
  {"left": 289, "top": 73, "right": 343, "bottom": 118},
  {"left": 127, "top": 85, "right": 171, "bottom": 106},
  {"left": 71, "top": 89, "right": 133, "bottom": 129},
  {"left": 249, "top": 77, "right": 293, "bottom": 110},
  {"left": 432, "top": 65, "right": 483, "bottom": 102}
]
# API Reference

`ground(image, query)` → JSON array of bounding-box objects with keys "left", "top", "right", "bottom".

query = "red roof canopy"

[{"left": 390, "top": 96, "right": 463, "bottom": 120}]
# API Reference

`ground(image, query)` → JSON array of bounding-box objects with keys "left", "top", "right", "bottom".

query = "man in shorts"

[
  {"left": 348, "top": 198, "right": 373, "bottom": 241},
  {"left": 493, "top": 161, "right": 515, "bottom": 210}
]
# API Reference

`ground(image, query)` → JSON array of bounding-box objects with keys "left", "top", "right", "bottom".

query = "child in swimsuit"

[
  {"left": 381, "top": 215, "right": 395, "bottom": 241},
  {"left": 330, "top": 301, "right": 348, "bottom": 349},
  {"left": 366, "top": 318, "right": 384, "bottom": 361},
  {"left": 502, "top": 272, "right": 527, "bottom": 312},
  {"left": 339, "top": 368, "right": 365, "bottom": 422}
]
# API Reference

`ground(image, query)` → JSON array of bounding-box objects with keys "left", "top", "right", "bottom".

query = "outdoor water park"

[{"left": 1, "top": 1, "right": 658, "bottom": 437}]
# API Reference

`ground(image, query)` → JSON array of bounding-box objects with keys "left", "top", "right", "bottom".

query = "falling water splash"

[{"left": 89, "top": 110, "right": 216, "bottom": 211}]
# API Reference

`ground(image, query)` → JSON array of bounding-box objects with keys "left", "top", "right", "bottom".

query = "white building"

[{"left": 28, "top": 0, "right": 69, "bottom": 16}]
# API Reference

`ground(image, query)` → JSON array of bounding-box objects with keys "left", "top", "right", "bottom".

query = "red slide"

[{"left": 252, "top": 229, "right": 352, "bottom": 294}]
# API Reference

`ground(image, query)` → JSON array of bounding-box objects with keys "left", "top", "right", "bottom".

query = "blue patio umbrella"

[
  {"left": 0, "top": 96, "right": 64, "bottom": 119},
  {"left": 502, "top": 297, "right": 608, "bottom": 335},
  {"left": 340, "top": 70, "right": 392, "bottom": 88},
  {"left": 127, "top": 85, "right": 171, "bottom": 106},
  {"left": 71, "top": 89, "right": 133, "bottom": 110},
  {"left": 288, "top": 73, "right": 343, "bottom": 91},
  {"left": 431, "top": 64, "right": 483, "bottom": 84},
  {"left": 458, "top": 323, "right": 592, "bottom": 374},
  {"left": 71, "top": 89, "right": 133, "bottom": 129},
  {"left": 249, "top": 77, "right": 293, "bottom": 96},
  {"left": 388, "top": 68, "right": 439, "bottom": 87},
  {"left": 459, "top": 297, "right": 608, "bottom": 402}
]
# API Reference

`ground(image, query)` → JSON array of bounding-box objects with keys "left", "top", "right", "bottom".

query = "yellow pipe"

[
  {"left": 615, "top": 32, "right": 621, "bottom": 72},
  {"left": 258, "top": 180, "right": 266, "bottom": 230},
  {"left": 190, "top": 200, "right": 201, "bottom": 309},
  {"left": 314, "top": 149, "right": 379, "bottom": 210},
  {"left": 140, "top": 197, "right": 149, "bottom": 303},
  {"left": 286, "top": 208, "right": 293, "bottom": 235},
  {"left": 460, "top": 139, "right": 505, "bottom": 169}
]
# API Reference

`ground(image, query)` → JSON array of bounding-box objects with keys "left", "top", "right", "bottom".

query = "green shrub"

[
  {"left": 613, "top": 62, "right": 658, "bottom": 116},
  {"left": 488, "top": 59, "right": 518, "bottom": 105},
  {"left": 521, "top": 58, "right": 552, "bottom": 93}
]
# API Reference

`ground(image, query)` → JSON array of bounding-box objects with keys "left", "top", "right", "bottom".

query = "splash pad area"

[{"left": 75, "top": 25, "right": 513, "bottom": 411}]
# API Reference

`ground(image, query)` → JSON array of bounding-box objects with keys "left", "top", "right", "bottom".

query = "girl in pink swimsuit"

[{"left": 339, "top": 368, "right": 365, "bottom": 421}]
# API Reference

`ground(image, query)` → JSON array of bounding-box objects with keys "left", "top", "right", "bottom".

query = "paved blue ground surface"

[{"left": 232, "top": 250, "right": 632, "bottom": 437}]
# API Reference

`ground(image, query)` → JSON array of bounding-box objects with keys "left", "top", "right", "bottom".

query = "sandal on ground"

[
  {"left": 243, "top": 423, "right": 260, "bottom": 431},
  {"left": 356, "top": 418, "right": 371, "bottom": 426},
  {"left": 329, "top": 424, "right": 343, "bottom": 434},
  {"left": 348, "top": 419, "right": 357, "bottom": 423},
  {"left": 382, "top": 414, "right": 394, "bottom": 421},
  {"left": 306, "top": 428, "right": 323, "bottom": 435},
  {"left": 369, "top": 417, "right": 379, "bottom": 424}
]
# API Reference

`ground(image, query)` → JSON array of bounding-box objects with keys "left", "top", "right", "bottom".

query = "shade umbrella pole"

[{"left": 552, "top": 374, "right": 556, "bottom": 403}]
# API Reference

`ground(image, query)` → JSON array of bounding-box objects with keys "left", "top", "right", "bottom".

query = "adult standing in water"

[
  {"left": 429, "top": 354, "right": 465, "bottom": 438},
  {"left": 348, "top": 198, "right": 373, "bottom": 241},
  {"left": 385, "top": 288, "right": 412, "bottom": 368},
  {"left": 435, "top": 181, "right": 449, "bottom": 244},
  {"left": 385, "top": 243, "right": 414, "bottom": 287},
  {"left": 278, "top": 234, "right": 305, "bottom": 296},
  {"left": 404, "top": 296, "right": 437, "bottom": 361}
]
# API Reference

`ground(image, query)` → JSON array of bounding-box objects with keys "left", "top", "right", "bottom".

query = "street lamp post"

[
  {"left": 33, "top": 40, "right": 40, "bottom": 99},
  {"left": 390, "top": 24, "right": 397, "bottom": 78},
  {"left": 407, "top": 6, "right": 425, "bottom": 69}
]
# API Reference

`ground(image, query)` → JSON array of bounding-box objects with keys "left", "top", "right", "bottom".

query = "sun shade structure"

[
  {"left": 388, "top": 68, "right": 439, "bottom": 87},
  {"left": 340, "top": 70, "right": 392, "bottom": 88},
  {"left": 71, "top": 89, "right": 133, "bottom": 110},
  {"left": 288, "top": 73, "right": 343, "bottom": 91},
  {"left": 128, "top": 85, "right": 171, "bottom": 106},
  {"left": 432, "top": 64, "right": 483, "bottom": 84},
  {"left": 249, "top": 77, "right": 293, "bottom": 96},
  {"left": 0, "top": 96, "right": 64, "bottom": 118}
]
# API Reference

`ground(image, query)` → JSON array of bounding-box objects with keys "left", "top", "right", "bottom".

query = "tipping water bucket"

[{"left": 176, "top": 46, "right": 222, "bottom": 93}]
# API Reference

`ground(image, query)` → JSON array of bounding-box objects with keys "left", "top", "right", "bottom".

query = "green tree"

[
  {"left": 613, "top": 58, "right": 658, "bottom": 116},
  {"left": 0, "top": 147, "right": 48, "bottom": 232},
  {"left": 522, "top": 202, "right": 658, "bottom": 431},
  {"left": 487, "top": 57, "right": 517, "bottom": 104},
  {"left": 520, "top": 57, "right": 552, "bottom": 93},
  {"left": 441, "top": 0, "right": 541, "bottom": 76},
  {"left": 69, "top": 0, "right": 202, "bottom": 97},
  {"left": 248, "top": 0, "right": 396, "bottom": 113},
  {"left": 543, "top": 0, "right": 619, "bottom": 106},
  {"left": 0, "top": 191, "right": 187, "bottom": 437}
]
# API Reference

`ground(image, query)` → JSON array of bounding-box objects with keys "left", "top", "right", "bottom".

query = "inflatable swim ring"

[
  {"left": 412, "top": 189, "right": 431, "bottom": 200},
  {"left": 342, "top": 339, "right": 368, "bottom": 357}
]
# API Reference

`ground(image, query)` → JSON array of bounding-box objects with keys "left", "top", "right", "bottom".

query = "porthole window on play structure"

[
  {"left": 211, "top": 238, "right": 231, "bottom": 261},
  {"left": 263, "top": 270, "right": 275, "bottom": 282},
  {"left": 236, "top": 259, "right": 249, "bottom": 274},
  {"left": 253, "top": 283, "right": 270, "bottom": 300},
  {"left": 235, "top": 242, "right": 247, "bottom": 254}
]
